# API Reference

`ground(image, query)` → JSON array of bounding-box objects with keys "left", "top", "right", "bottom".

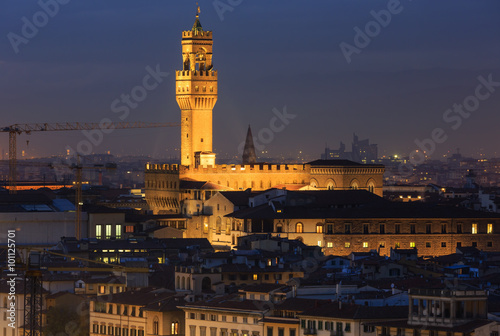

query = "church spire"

[
  {"left": 242, "top": 125, "right": 257, "bottom": 165},
  {"left": 192, "top": 3, "right": 203, "bottom": 33}
]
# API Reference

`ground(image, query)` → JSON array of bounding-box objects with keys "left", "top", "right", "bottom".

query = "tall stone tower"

[{"left": 176, "top": 8, "right": 218, "bottom": 167}]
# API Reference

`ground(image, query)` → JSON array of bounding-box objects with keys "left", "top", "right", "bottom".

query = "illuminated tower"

[{"left": 176, "top": 8, "right": 218, "bottom": 167}]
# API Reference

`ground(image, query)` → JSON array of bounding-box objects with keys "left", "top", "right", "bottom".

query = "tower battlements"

[
  {"left": 182, "top": 30, "right": 212, "bottom": 39},
  {"left": 176, "top": 70, "right": 218, "bottom": 80},
  {"left": 145, "top": 163, "right": 179, "bottom": 173},
  {"left": 184, "top": 163, "right": 308, "bottom": 174}
]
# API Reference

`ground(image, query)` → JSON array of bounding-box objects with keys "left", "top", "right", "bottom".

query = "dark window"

[
  {"left": 472, "top": 242, "right": 478, "bottom": 247},
  {"left": 345, "top": 224, "right": 351, "bottom": 234},
  {"left": 410, "top": 224, "right": 416, "bottom": 234},
  {"left": 395, "top": 224, "right": 400, "bottom": 234},
  {"left": 457, "top": 224, "right": 462, "bottom": 234},
  {"left": 363, "top": 224, "right": 369, "bottom": 234},
  {"left": 318, "top": 321, "right": 323, "bottom": 330},
  {"left": 268, "top": 327, "right": 273, "bottom": 336},
  {"left": 380, "top": 224, "right": 385, "bottom": 234},
  {"left": 290, "top": 329, "right": 296, "bottom": 336},
  {"left": 441, "top": 224, "right": 447, "bottom": 234},
  {"left": 426, "top": 242, "right": 431, "bottom": 248},
  {"left": 487, "top": 242, "right": 493, "bottom": 247},
  {"left": 278, "top": 329, "right": 284, "bottom": 336},
  {"left": 441, "top": 242, "right": 446, "bottom": 247},
  {"left": 426, "top": 224, "right": 431, "bottom": 234},
  {"left": 457, "top": 242, "right": 462, "bottom": 247},
  {"left": 327, "top": 224, "right": 333, "bottom": 234}
]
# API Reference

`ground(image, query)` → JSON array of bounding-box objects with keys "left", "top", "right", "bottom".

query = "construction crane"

[
  {"left": 1, "top": 121, "right": 180, "bottom": 192},
  {"left": 72, "top": 156, "right": 117, "bottom": 240},
  {"left": 20, "top": 249, "right": 151, "bottom": 336}
]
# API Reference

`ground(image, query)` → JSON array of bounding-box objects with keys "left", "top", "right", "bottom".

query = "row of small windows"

[
  {"left": 277, "top": 223, "right": 495, "bottom": 235},
  {"left": 222, "top": 273, "right": 293, "bottom": 281},
  {"left": 300, "top": 320, "right": 351, "bottom": 333},
  {"left": 189, "top": 326, "right": 259, "bottom": 336},
  {"left": 339, "top": 223, "right": 494, "bottom": 234},
  {"left": 267, "top": 327, "right": 296, "bottom": 336},
  {"left": 188, "top": 313, "right": 259, "bottom": 324},
  {"left": 326, "top": 241, "right": 493, "bottom": 249},
  {"left": 176, "top": 276, "right": 191, "bottom": 290},
  {"left": 92, "top": 325, "right": 144, "bottom": 336},
  {"left": 177, "top": 86, "right": 214, "bottom": 92},
  {"left": 146, "top": 180, "right": 177, "bottom": 189},
  {"left": 95, "top": 224, "right": 121, "bottom": 240},
  {"left": 94, "top": 303, "right": 142, "bottom": 317}
]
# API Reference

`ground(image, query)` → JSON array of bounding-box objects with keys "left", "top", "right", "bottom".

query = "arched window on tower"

[
  {"left": 171, "top": 322, "right": 179, "bottom": 335},
  {"left": 153, "top": 318, "right": 159, "bottom": 335},
  {"left": 296, "top": 222, "right": 303, "bottom": 233}
]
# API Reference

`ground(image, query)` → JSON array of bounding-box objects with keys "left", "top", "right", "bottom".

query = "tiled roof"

[
  {"left": 370, "top": 319, "right": 493, "bottom": 333},
  {"left": 226, "top": 200, "right": 500, "bottom": 220},
  {"left": 220, "top": 190, "right": 257, "bottom": 206},
  {"left": 91, "top": 288, "right": 175, "bottom": 305},
  {"left": 307, "top": 159, "right": 383, "bottom": 168},
  {"left": 183, "top": 296, "right": 269, "bottom": 312},
  {"left": 240, "top": 284, "right": 289, "bottom": 294},
  {"left": 299, "top": 302, "right": 408, "bottom": 320}
]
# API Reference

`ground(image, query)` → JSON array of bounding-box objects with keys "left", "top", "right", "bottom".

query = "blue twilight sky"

[{"left": 0, "top": 0, "right": 499, "bottom": 161}]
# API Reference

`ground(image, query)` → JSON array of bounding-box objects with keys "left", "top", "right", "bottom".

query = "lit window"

[
  {"left": 203, "top": 219, "right": 209, "bottom": 234},
  {"left": 316, "top": 224, "right": 323, "bottom": 233},
  {"left": 96, "top": 225, "right": 102, "bottom": 239},
  {"left": 345, "top": 242, "right": 351, "bottom": 248},
  {"left": 317, "top": 241, "right": 322, "bottom": 247},
  {"left": 327, "top": 242, "right": 333, "bottom": 248},
  {"left": 363, "top": 242, "right": 368, "bottom": 248},
  {"left": 296, "top": 223, "right": 303, "bottom": 233},
  {"left": 106, "top": 224, "right": 112, "bottom": 239},
  {"left": 410, "top": 242, "right": 416, "bottom": 248},
  {"left": 253, "top": 274, "right": 258, "bottom": 281},
  {"left": 395, "top": 242, "right": 400, "bottom": 248},
  {"left": 487, "top": 223, "right": 493, "bottom": 234},
  {"left": 115, "top": 225, "right": 122, "bottom": 239},
  {"left": 472, "top": 223, "right": 478, "bottom": 234}
]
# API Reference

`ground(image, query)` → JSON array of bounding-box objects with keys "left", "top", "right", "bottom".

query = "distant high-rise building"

[
  {"left": 352, "top": 133, "right": 378, "bottom": 163},
  {"left": 322, "top": 133, "right": 378, "bottom": 163}
]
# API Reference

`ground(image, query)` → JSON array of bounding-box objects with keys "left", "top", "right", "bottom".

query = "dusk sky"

[{"left": 1, "top": 1, "right": 499, "bottom": 162}]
